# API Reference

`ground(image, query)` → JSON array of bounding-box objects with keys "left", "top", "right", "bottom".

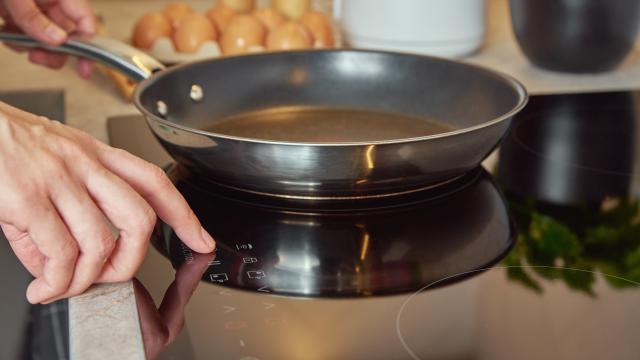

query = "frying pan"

[{"left": 0, "top": 31, "right": 528, "bottom": 201}]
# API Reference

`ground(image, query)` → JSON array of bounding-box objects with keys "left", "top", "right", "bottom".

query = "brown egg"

[
  {"left": 273, "top": 0, "right": 310, "bottom": 20},
  {"left": 221, "top": 0, "right": 255, "bottom": 13},
  {"left": 220, "top": 15, "right": 266, "bottom": 55},
  {"left": 266, "top": 21, "right": 312, "bottom": 51},
  {"left": 133, "top": 12, "right": 172, "bottom": 49},
  {"left": 300, "top": 11, "right": 334, "bottom": 48},
  {"left": 253, "top": 7, "right": 285, "bottom": 31},
  {"left": 206, "top": 4, "right": 238, "bottom": 32},
  {"left": 172, "top": 13, "right": 217, "bottom": 53},
  {"left": 163, "top": 2, "right": 195, "bottom": 29}
]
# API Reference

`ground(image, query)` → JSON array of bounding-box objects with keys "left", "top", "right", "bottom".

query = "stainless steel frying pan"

[{"left": 0, "top": 31, "right": 528, "bottom": 201}]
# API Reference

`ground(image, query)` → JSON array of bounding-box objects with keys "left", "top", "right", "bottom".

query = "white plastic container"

[{"left": 334, "top": 0, "right": 486, "bottom": 58}]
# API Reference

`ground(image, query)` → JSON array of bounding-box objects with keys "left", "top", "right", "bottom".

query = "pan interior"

[
  {"left": 137, "top": 50, "right": 526, "bottom": 143},
  {"left": 202, "top": 106, "right": 457, "bottom": 143}
]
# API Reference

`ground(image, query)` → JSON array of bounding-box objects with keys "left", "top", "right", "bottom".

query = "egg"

[
  {"left": 253, "top": 7, "right": 285, "bottom": 31},
  {"left": 132, "top": 12, "right": 172, "bottom": 49},
  {"left": 273, "top": 0, "right": 310, "bottom": 20},
  {"left": 266, "top": 21, "right": 312, "bottom": 51},
  {"left": 220, "top": 15, "right": 266, "bottom": 55},
  {"left": 163, "top": 2, "right": 195, "bottom": 29},
  {"left": 172, "top": 13, "right": 217, "bottom": 53},
  {"left": 221, "top": 0, "right": 255, "bottom": 13},
  {"left": 300, "top": 11, "right": 334, "bottom": 48},
  {"left": 206, "top": 4, "right": 238, "bottom": 32}
]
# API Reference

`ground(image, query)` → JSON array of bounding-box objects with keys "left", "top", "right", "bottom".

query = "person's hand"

[
  {"left": 0, "top": 101, "right": 216, "bottom": 304},
  {"left": 0, "top": 0, "right": 97, "bottom": 78},
  {"left": 134, "top": 251, "right": 213, "bottom": 359}
]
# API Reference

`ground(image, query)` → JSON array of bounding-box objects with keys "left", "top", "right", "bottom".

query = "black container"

[
  {"left": 510, "top": 0, "right": 640, "bottom": 73},
  {"left": 498, "top": 91, "right": 636, "bottom": 205}
]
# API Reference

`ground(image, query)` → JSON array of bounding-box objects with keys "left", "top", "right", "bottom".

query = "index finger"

[
  {"left": 96, "top": 146, "right": 215, "bottom": 254},
  {"left": 5, "top": 0, "right": 67, "bottom": 44}
]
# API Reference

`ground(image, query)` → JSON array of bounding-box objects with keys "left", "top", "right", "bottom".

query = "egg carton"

[
  {"left": 147, "top": 37, "right": 223, "bottom": 64},
  {"left": 137, "top": 0, "right": 342, "bottom": 65},
  {"left": 146, "top": 32, "right": 341, "bottom": 65}
]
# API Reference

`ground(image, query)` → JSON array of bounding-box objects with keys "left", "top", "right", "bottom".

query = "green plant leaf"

[
  {"left": 506, "top": 266, "right": 542, "bottom": 293},
  {"left": 529, "top": 213, "right": 582, "bottom": 259}
]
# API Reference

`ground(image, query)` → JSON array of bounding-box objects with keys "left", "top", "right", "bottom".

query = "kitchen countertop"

[
  {"left": 1, "top": 0, "right": 640, "bottom": 359},
  {"left": 466, "top": 0, "right": 640, "bottom": 95},
  {"left": 1, "top": 0, "right": 640, "bottom": 142}
]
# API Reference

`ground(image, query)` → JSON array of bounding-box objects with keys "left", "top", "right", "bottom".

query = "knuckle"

[
  {"left": 134, "top": 205, "right": 157, "bottom": 238},
  {"left": 30, "top": 122, "right": 47, "bottom": 138},
  {"left": 53, "top": 136, "right": 87, "bottom": 159},
  {"left": 68, "top": 126, "right": 94, "bottom": 144},
  {"left": 147, "top": 163, "right": 172, "bottom": 189},
  {"left": 16, "top": 6, "right": 45, "bottom": 28},
  {"left": 36, "top": 115, "right": 51, "bottom": 123},
  {"left": 123, "top": 205, "right": 156, "bottom": 243},
  {"left": 57, "top": 240, "right": 79, "bottom": 261},
  {"left": 90, "top": 231, "right": 116, "bottom": 261}
]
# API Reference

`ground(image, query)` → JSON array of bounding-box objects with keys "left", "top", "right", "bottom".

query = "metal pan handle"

[{"left": 0, "top": 30, "right": 165, "bottom": 82}]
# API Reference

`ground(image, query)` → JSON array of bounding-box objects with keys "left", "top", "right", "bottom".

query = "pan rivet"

[
  {"left": 190, "top": 85, "right": 204, "bottom": 102},
  {"left": 156, "top": 100, "right": 168, "bottom": 116}
]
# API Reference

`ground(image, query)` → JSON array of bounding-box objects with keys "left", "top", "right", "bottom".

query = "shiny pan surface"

[{"left": 0, "top": 32, "right": 528, "bottom": 200}]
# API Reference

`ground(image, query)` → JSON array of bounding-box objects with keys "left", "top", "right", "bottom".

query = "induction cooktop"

[{"left": 109, "top": 90, "right": 640, "bottom": 360}]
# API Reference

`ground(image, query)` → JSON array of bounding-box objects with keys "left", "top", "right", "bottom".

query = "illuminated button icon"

[
  {"left": 208, "top": 260, "right": 221, "bottom": 266},
  {"left": 236, "top": 243, "right": 254, "bottom": 251},
  {"left": 242, "top": 257, "right": 258, "bottom": 264},
  {"left": 210, "top": 273, "right": 229, "bottom": 283},
  {"left": 247, "top": 270, "right": 266, "bottom": 280}
]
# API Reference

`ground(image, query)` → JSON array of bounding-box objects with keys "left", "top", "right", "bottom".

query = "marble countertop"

[{"left": 1, "top": 0, "right": 640, "bottom": 359}]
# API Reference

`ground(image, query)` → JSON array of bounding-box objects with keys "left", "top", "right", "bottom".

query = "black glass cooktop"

[
  {"left": 155, "top": 164, "right": 514, "bottom": 297},
  {"left": 110, "top": 90, "right": 640, "bottom": 360}
]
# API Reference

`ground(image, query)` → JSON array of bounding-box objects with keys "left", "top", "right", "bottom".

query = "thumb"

[{"left": 5, "top": 0, "right": 67, "bottom": 45}]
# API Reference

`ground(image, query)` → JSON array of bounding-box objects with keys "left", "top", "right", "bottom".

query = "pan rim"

[{"left": 133, "top": 49, "right": 529, "bottom": 147}]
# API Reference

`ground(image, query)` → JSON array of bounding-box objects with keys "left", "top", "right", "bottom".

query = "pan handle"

[{"left": 0, "top": 30, "right": 165, "bottom": 82}]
